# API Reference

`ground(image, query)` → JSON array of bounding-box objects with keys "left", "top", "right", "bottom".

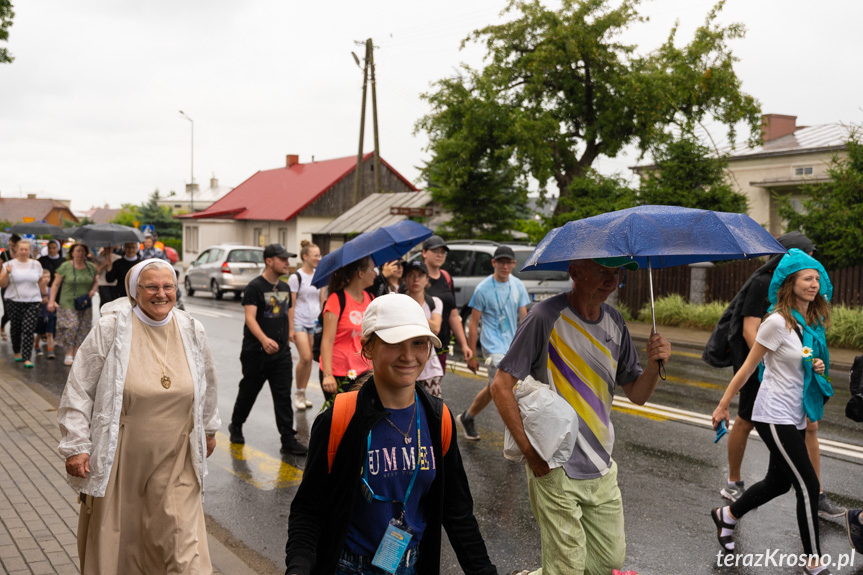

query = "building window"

[
  {"left": 185, "top": 226, "right": 199, "bottom": 253},
  {"left": 253, "top": 228, "right": 263, "bottom": 246},
  {"left": 278, "top": 228, "right": 287, "bottom": 247},
  {"left": 794, "top": 166, "right": 814, "bottom": 176}
]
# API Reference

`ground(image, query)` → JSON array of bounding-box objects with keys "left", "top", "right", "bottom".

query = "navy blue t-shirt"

[{"left": 345, "top": 401, "right": 437, "bottom": 556}]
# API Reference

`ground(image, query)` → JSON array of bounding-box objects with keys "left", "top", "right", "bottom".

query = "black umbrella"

[
  {"left": 10, "top": 222, "right": 64, "bottom": 236},
  {"left": 72, "top": 223, "right": 145, "bottom": 247}
]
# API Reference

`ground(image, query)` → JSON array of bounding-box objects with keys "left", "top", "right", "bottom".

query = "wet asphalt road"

[{"left": 6, "top": 293, "right": 863, "bottom": 575}]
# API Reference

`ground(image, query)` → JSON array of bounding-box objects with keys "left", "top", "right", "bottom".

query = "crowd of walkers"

[
  {"left": 1, "top": 225, "right": 858, "bottom": 575},
  {"left": 0, "top": 232, "right": 173, "bottom": 366}
]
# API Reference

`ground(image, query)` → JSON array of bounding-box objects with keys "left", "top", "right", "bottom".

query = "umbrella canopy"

[
  {"left": 522, "top": 205, "right": 786, "bottom": 272},
  {"left": 71, "top": 223, "right": 145, "bottom": 247},
  {"left": 312, "top": 220, "right": 433, "bottom": 288},
  {"left": 9, "top": 222, "right": 64, "bottom": 236},
  {"left": 522, "top": 205, "right": 787, "bottom": 346}
]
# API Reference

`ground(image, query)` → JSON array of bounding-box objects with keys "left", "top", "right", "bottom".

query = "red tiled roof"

[{"left": 185, "top": 153, "right": 417, "bottom": 221}]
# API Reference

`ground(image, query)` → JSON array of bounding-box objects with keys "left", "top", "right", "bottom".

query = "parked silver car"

[
  {"left": 411, "top": 240, "right": 572, "bottom": 319},
  {"left": 184, "top": 244, "right": 265, "bottom": 300}
]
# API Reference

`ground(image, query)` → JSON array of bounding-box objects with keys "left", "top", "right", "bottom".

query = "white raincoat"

[{"left": 57, "top": 298, "right": 221, "bottom": 497}]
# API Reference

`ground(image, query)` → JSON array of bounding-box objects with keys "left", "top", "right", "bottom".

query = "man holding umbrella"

[{"left": 491, "top": 258, "right": 671, "bottom": 574}]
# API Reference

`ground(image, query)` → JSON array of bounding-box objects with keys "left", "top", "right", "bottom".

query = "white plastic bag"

[{"left": 503, "top": 375, "right": 579, "bottom": 468}]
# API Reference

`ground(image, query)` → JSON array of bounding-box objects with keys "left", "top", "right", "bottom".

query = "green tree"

[
  {"left": 418, "top": 0, "right": 761, "bottom": 220},
  {"left": 638, "top": 135, "right": 747, "bottom": 212},
  {"left": 418, "top": 71, "right": 529, "bottom": 240},
  {"left": 0, "top": 0, "right": 14, "bottom": 64},
  {"left": 112, "top": 190, "right": 182, "bottom": 245},
  {"left": 779, "top": 132, "right": 863, "bottom": 269}
]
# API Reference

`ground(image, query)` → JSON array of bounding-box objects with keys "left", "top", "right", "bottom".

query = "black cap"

[
  {"left": 263, "top": 243, "right": 296, "bottom": 259},
  {"left": 493, "top": 245, "right": 516, "bottom": 261},
  {"left": 404, "top": 260, "right": 429, "bottom": 275},
  {"left": 777, "top": 231, "right": 815, "bottom": 254},
  {"left": 422, "top": 235, "right": 449, "bottom": 252}
]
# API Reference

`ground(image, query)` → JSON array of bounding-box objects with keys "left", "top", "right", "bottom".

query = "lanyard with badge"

[
  {"left": 360, "top": 392, "right": 421, "bottom": 573},
  {"left": 492, "top": 278, "right": 512, "bottom": 333}
]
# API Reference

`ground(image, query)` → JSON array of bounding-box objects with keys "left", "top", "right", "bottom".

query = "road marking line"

[
  {"left": 211, "top": 432, "right": 303, "bottom": 490},
  {"left": 612, "top": 397, "right": 863, "bottom": 460},
  {"left": 185, "top": 306, "right": 237, "bottom": 318}
]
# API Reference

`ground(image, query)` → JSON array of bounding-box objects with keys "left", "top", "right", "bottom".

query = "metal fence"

[{"left": 615, "top": 260, "right": 863, "bottom": 314}]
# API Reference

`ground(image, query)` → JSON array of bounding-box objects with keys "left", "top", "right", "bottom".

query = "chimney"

[
  {"left": 762, "top": 114, "right": 797, "bottom": 142},
  {"left": 27, "top": 193, "right": 36, "bottom": 199},
  {"left": 210, "top": 176, "right": 218, "bottom": 189},
  {"left": 286, "top": 154, "right": 299, "bottom": 167}
]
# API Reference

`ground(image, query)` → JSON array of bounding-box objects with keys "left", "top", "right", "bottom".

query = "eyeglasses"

[
  {"left": 584, "top": 265, "right": 627, "bottom": 288},
  {"left": 138, "top": 283, "right": 177, "bottom": 294}
]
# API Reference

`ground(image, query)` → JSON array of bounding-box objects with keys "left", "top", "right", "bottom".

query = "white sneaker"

[
  {"left": 294, "top": 392, "right": 307, "bottom": 411},
  {"left": 64, "top": 355, "right": 74, "bottom": 366}
]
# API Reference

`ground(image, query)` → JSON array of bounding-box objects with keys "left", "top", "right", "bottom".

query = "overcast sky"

[{"left": 1, "top": 0, "right": 861, "bottom": 212}]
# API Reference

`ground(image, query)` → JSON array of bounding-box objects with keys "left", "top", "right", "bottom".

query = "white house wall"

[{"left": 725, "top": 150, "right": 838, "bottom": 234}]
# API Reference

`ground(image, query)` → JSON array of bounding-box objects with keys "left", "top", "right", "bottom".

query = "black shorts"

[{"left": 735, "top": 369, "right": 761, "bottom": 421}]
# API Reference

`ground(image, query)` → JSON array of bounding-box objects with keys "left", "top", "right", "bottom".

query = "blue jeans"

[{"left": 336, "top": 548, "right": 418, "bottom": 575}]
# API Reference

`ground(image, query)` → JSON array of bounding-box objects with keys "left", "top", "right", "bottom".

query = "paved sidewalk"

[{"left": 0, "top": 369, "right": 255, "bottom": 575}]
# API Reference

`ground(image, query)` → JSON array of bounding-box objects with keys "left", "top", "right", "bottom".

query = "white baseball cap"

[{"left": 361, "top": 294, "right": 442, "bottom": 349}]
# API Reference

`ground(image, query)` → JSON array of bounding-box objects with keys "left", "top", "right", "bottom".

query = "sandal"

[
  {"left": 24, "top": 361, "right": 34, "bottom": 369},
  {"left": 711, "top": 507, "right": 736, "bottom": 552}
]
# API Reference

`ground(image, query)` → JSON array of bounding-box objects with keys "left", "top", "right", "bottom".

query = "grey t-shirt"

[{"left": 497, "top": 293, "right": 642, "bottom": 479}]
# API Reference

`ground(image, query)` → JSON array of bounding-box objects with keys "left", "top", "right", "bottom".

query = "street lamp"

[{"left": 178, "top": 110, "right": 195, "bottom": 212}]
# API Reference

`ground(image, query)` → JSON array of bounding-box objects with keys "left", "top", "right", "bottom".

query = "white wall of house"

[
  {"left": 725, "top": 150, "right": 838, "bottom": 234},
  {"left": 181, "top": 220, "right": 244, "bottom": 269}
]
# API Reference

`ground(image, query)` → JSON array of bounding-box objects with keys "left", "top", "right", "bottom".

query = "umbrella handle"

[{"left": 647, "top": 259, "right": 666, "bottom": 381}]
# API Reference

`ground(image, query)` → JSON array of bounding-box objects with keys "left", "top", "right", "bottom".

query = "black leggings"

[
  {"left": 730, "top": 422, "right": 821, "bottom": 556},
  {"left": 7, "top": 301, "right": 41, "bottom": 361}
]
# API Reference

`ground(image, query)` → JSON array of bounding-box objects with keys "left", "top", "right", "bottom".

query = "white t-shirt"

[
  {"left": 287, "top": 268, "right": 321, "bottom": 329},
  {"left": 417, "top": 295, "right": 444, "bottom": 381},
  {"left": 4, "top": 259, "right": 44, "bottom": 303},
  {"left": 751, "top": 313, "right": 807, "bottom": 430}
]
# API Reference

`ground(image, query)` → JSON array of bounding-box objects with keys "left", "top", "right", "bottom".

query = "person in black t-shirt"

[
  {"left": 105, "top": 243, "right": 141, "bottom": 298},
  {"left": 228, "top": 243, "right": 308, "bottom": 456},
  {"left": 421, "top": 235, "right": 473, "bottom": 374}
]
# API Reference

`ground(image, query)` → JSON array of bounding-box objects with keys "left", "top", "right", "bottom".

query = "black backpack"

[{"left": 846, "top": 355, "right": 863, "bottom": 423}]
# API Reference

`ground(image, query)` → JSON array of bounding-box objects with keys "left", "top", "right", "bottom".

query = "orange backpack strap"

[
  {"left": 442, "top": 403, "right": 452, "bottom": 457},
  {"left": 327, "top": 391, "right": 452, "bottom": 471},
  {"left": 327, "top": 391, "right": 358, "bottom": 473}
]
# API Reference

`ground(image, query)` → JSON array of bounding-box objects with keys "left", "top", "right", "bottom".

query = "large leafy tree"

[
  {"left": 779, "top": 132, "right": 863, "bottom": 269},
  {"left": 638, "top": 135, "right": 747, "bottom": 213},
  {"left": 0, "top": 0, "right": 13, "bottom": 64},
  {"left": 417, "top": 71, "right": 529, "bottom": 240},
  {"left": 418, "top": 0, "right": 761, "bottom": 221}
]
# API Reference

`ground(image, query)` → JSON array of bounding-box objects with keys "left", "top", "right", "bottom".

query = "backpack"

[
  {"left": 440, "top": 269, "right": 453, "bottom": 291},
  {"left": 327, "top": 390, "right": 453, "bottom": 472},
  {"left": 846, "top": 355, "right": 863, "bottom": 423}
]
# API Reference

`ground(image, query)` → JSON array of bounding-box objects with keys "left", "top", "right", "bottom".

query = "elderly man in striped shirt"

[{"left": 492, "top": 258, "right": 671, "bottom": 575}]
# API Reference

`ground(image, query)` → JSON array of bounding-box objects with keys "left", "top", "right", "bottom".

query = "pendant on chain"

[
  {"left": 404, "top": 437, "right": 411, "bottom": 445},
  {"left": 161, "top": 375, "right": 172, "bottom": 390}
]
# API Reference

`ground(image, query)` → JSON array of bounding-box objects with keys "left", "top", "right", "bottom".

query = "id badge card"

[{"left": 371, "top": 518, "right": 413, "bottom": 574}]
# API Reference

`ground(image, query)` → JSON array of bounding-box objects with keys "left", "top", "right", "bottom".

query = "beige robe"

[{"left": 78, "top": 315, "right": 212, "bottom": 574}]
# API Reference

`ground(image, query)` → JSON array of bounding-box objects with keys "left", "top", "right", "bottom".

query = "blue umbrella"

[
  {"left": 312, "top": 220, "right": 433, "bottom": 288},
  {"left": 522, "top": 205, "right": 786, "bottom": 333}
]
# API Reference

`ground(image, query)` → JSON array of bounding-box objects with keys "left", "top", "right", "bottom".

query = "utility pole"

[
  {"left": 352, "top": 42, "right": 369, "bottom": 205},
  {"left": 352, "top": 38, "right": 382, "bottom": 205},
  {"left": 179, "top": 110, "right": 195, "bottom": 212},
  {"left": 368, "top": 38, "right": 381, "bottom": 195}
]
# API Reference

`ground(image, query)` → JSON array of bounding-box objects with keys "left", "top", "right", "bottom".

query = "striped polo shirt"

[{"left": 497, "top": 293, "right": 642, "bottom": 479}]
